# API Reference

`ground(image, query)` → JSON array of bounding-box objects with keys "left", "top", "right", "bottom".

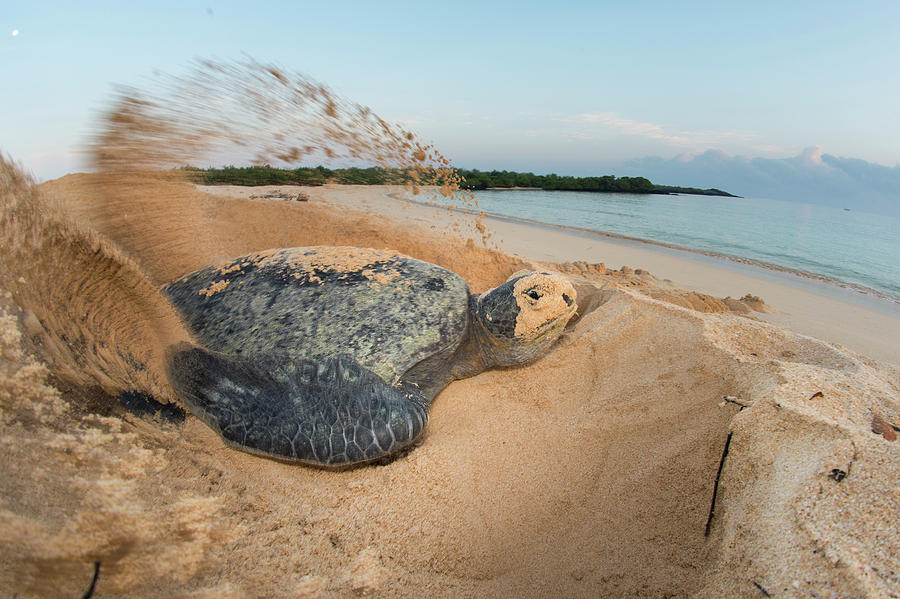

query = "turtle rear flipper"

[{"left": 167, "top": 346, "right": 428, "bottom": 467}]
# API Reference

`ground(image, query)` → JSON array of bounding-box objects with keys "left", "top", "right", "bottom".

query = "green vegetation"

[
  {"left": 182, "top": 165, "right": 738, "bottom": 197},
  {"left": 181, "top": 165, "right": 410, "bottom": 187},
  {"left": 457, "top": 169, "right": 654, "bottom": 193},
  {"left": 181, "top": 165, "right": 323, "bottom": 186},
  {"left": 457, "top": 169, "right": 739, "bottom": 196},
  {"left": 651, "top": 185, "right": 739, "bottom": 197}
]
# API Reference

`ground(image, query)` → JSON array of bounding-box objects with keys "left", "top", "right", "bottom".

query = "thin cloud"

[
  {"left": 754, "top": 143, "right": 792, "bottom": 155},
  {"left": 393, "top": 116, "right": 426, "bottom": 128},
  {"left": 554, "top": 112, "right": 759, "bottom": 148},
  {"left": 799, "top": 145, "right": 825, "bottom": 165}
]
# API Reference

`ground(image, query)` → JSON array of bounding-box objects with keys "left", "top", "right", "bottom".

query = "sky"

[{"left": 3, "top": 0, "right": 900, "bottom": 209}]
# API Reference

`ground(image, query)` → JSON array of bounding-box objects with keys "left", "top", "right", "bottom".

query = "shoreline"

[
  {"left": 286, "top": 184, "right": 900, "bottom": 366},
  {"left": 402, "top": 194, "right": 899, "bottom": 308},
  {"left": 196, "top": 183, "right": 900, "bottom": 366},
  {"left": 481, "top": 185, "right": 741, "bottom": 198}
]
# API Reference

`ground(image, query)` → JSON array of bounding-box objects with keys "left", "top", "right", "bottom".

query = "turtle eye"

[{"left": 526, "top": 288, "right": 543, "bottom": 301}]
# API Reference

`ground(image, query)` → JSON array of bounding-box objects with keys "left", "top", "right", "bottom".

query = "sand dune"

[{"left": 1, "top": 167, "right": 898, "bottom": 597}]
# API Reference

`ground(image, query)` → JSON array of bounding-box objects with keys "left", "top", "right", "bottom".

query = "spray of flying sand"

[
  {"left": 90, "top": 58, "right": 464, "bottom": 193},
  {"left": 82, "top": 58, "right": 492, "bottom": 277},
  {"left": 2, "top": 59, "right": 491, "bottom": 401}
]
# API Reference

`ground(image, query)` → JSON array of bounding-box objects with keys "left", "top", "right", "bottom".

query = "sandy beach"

[
  {"left": 302, "top": 184, "right": 900, "bottom": 368},
  {"left": 2, "top": 173, "right": 898, "bottom": 598}
]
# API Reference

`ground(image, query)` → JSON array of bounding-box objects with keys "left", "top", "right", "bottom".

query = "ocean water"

[{"left": 461, "top": 190, "right": 900, "bottom": 300}]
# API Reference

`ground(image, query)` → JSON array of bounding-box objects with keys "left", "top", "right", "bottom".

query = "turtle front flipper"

[{"left": 166, "top": 346, "right": 428, "bottom": 467}]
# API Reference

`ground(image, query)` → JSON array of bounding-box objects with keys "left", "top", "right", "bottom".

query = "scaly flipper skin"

[{"left": 167, "top": 346, "right": 428, "bottom": 466}]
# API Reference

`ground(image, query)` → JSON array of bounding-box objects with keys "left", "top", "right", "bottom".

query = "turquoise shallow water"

[{"left": 462, "top": 190, "right": 900, "bottom": 299}]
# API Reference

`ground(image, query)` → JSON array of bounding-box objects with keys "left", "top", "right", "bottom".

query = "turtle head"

[{"left": 473, "top": 271, "right": 577, "bottom": 367}]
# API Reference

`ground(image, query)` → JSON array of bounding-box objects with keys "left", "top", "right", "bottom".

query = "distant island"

[
  {"left": 455, "top": 169, "right": 740, "bottom": 197},
  {"left": 181, "top": 165, "right": 739, "bottom": 198}
]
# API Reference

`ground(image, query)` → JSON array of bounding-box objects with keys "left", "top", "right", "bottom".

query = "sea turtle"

[{"left": 163, "top": 246, "right": 577, "bottom": 467}]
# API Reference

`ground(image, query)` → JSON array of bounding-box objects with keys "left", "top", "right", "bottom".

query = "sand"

[
  {"left": 1, "top": 170, "right": 898, "bottom": 598},
  {"left": 289, "top": 184, "right": 900, "bottom": 368}
]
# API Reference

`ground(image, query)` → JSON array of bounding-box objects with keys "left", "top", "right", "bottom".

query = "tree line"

[
  {"left": 180, "top": 165, "right": 405, "bottom": 187},
  {"left": 456, "top": 169, "right": 737, "bottom": 196},
  {"left": 181, "top": 165, "right": 737, "bottom": 197},
  {"left": 457, "top": 169, "right": 655, "bottom": 192}
]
